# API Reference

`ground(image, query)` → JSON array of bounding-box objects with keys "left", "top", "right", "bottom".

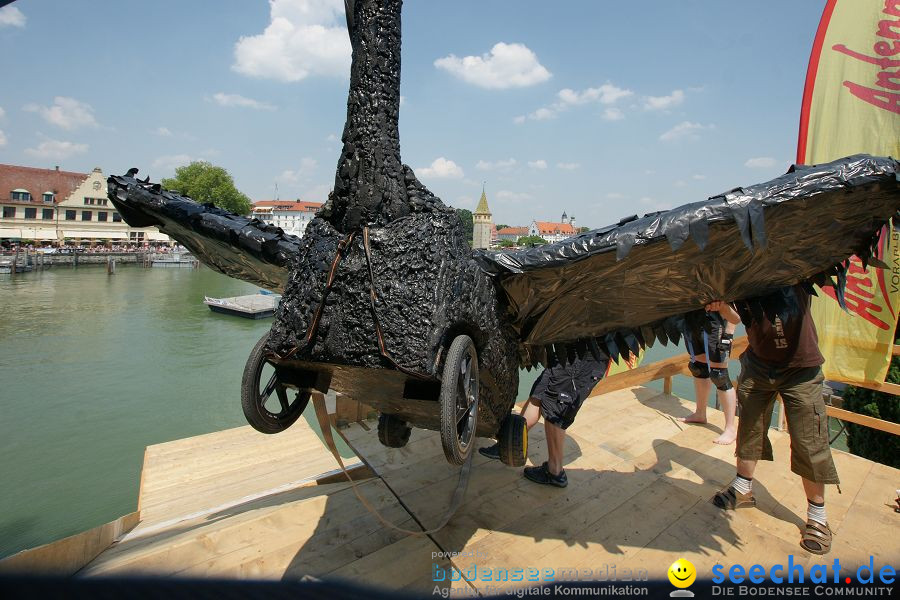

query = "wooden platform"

[
  {"left": 76, "top": 386, "right": 899, "bottom": 593},
  {"left": 204, "top": 294, "right": 280, "bottom": 319}
]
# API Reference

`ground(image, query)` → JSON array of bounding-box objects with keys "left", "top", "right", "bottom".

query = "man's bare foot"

[
  {"left": 678, "top": 413, "right": 707, "bottom": 424},
  {"left": 714, "top": 429, "right": 737, "bottom": 445}
]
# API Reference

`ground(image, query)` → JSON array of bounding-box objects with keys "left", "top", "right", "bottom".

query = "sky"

[{"left": 0, "top": 0, "right": 828, "bottom": 229}]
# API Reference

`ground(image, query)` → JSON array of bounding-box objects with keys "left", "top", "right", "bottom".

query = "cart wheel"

[
  {"left": 378, "top": 414, "right": 412, "bottom": 448},
  {"left": 440, "top": 335, "right": 479, "bottom": 465},
  {"left": 241, "top": 332, "right": 309, "bottom": 434},
  {"left": 497, "top": 414, "right": 528, "bottom": 467}
]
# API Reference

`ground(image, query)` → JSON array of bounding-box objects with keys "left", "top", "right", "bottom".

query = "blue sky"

[{"left": 0, "top": 0, "right": 827, "bottom": 228}]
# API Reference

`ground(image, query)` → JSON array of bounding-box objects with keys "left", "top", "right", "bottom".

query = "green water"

[{"left": 0, "top": 265, "right": 271, "bottom": 559}]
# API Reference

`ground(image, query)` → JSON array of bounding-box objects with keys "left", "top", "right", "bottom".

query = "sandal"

[
  {"left": 712, "top": 486, "right": 756, "bottom": 510},
  {"left": 800, "top": 520, "right": 832, "bottom": 555},
  {"left": 523, "top": 462, "right": 568, "bottom": 488}
]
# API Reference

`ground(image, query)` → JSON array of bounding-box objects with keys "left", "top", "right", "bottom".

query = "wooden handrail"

[{"left": 591, "top": 335, "right": 899, "bottom": 437}]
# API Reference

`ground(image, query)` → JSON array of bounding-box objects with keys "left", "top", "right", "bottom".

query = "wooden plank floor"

[{"left": 80, "top": 386, "right": 900, "bottom": 595}]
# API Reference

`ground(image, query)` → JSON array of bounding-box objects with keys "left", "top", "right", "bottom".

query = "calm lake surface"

[{"left": 0, "top": 263, "right": 720, "bottom": 559}]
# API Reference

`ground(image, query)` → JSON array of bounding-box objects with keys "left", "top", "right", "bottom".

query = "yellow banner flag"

[{"left": 798, "top": 0, "right": 900, "bottom": 384}]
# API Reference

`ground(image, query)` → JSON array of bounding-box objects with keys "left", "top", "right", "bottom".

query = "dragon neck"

[{"left": 326, "top": 0, "right": 409, "bottom": 232}]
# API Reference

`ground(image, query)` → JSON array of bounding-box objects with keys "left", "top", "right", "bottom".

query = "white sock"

[
  {"left": 807, "top": 500, "right": 827, "bottom": 525},
  {"left": 731, "top": 474, "right": 752, "bottom": 495}
]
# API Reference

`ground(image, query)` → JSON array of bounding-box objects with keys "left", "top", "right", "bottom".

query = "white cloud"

[
  {"left": 23, "top": 97, "right": 98, "bottom": 130},
  {"left": 529, "top": 107, "right": 556, "bottom": 121},
  {"left": 0, "top": 6, "right": 26, "bottom": 28},
  {"left": 326, "top": 133, "right": 339, "bottom": 143},
  {"left": 434, "top": 42, "right": 551, "bottom": 90},
  {"left": 277, "top": 157, "right": 318, "bottom": 183},
  {"left": 232, "top": 0, "right": 351, "bottom": 82},
  {"left": 476, "top": 158, "right": 517, "bottom": 171},
  {"left": 692, "top": 174, "right": 706, "bottom": 180},
  {"left": 674, "top": 180, "right": 687, "bottom": 188},
  {"left": 558, "top": 84, "right": 632, "bottom": 106},
  {"left": 152, "top": 154, "right": 195, "bottom": 173},
  {"left": 25, "top": 139, "right": 88, "bottom": 159},
  {"left": 301, "top": 183, "right": 331, "bottom": 202},
  {"left": 602, "top": 107, "right": 624, "bottom": 121},
  {"left": 557, "top": 162, "right": 580, "bottom": 171},
  {"left": 212, "top": 92, "right": 276, "bottom": 110},
  {"left": 400, "top": 96, "right": 407, "bottom": 106},
  {"left": 606, "top": 192, "right": 625, "bottom": 200},
  {"left": 496, "top": 190, "right": 533, "bottom": 202},
  {"left": 455, "top": 195, "right": 476, "bottom": 209},
  {"left": 0, "top": 130, "right": 6, "bottom": 147},
  {"left": 528, "top": 159, "right": 547, "bottom": 170},
  {"left": 643, "top": 89, "right": 685, "bottom": 111},
  {"left": 520, "top": 82, "right": 632, "bottom": 122},
  {"left": 659, "top": 121, "right": 713, "bottom": 142},
  {"left": 417, "top": 157, "right": 464, "bottom": 179},
  {"left": 744, "top": 156, "right": 777, "bottom": 169},
  {"left": 154, "top": 127, "right": 173, "bottom": 136},
  {"left": 0, "top": 106, "right": 5, "bottom": 119}
]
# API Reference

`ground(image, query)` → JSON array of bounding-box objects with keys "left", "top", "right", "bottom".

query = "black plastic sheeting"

[
  {"left": 107, "top": 171, "right": 301, "bottom": 292},
  {"left": 475, "top": 154, "right": 900, "bottom": 368}
]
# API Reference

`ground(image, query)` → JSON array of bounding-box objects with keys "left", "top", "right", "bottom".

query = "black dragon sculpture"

[{"left": 107, "top": 0, "right": 900, "bottom": 465}]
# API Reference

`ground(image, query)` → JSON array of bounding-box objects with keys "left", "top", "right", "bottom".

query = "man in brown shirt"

[{"left": 709, "top": 287, "right": 839, "bottom": 555}]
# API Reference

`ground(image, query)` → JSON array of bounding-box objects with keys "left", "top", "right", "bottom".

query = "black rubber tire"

[
  {"left": 378, "top": 414, "right": 412, "bottom": 448},
  {"left": 497, "top": 414, "right": 528, "bottom": 467},
  {"left": 439, "top": 335, "right": 479, "bottom": 465},
  {"left": 241, "top": 332, "right": 308, "bottom": 434}
]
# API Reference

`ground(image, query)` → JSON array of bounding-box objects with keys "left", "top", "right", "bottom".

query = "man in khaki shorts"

[{"left": 709, "top": 286, "right": 839, "bottom": 555}]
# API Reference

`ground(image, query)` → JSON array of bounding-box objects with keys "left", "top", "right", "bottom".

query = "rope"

[{"left": 311, "top": 391, "right": 473, "bottom": 535}]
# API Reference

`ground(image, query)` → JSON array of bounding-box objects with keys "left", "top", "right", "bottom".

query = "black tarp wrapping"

[
  {"left": 107, "top": 172, "right": 301, "bottom": 292},
  {"left": 475, "top": 154, "right": 900, "bottom": 362}
]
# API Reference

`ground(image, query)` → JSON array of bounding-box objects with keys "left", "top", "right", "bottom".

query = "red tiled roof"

[
  {"left": 0, "top": 164, "right": 88, "bottom": 205},
  {"left": 253, "top": 200, "right": 322, "bottom": 212},
  {"left": 533, "top": 221, "right": 576, "bottom": 235},
  {"left": 497, "top": 226, "right": 528, "bottom": 236}
]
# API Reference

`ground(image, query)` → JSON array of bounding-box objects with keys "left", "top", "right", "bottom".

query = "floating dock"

[
  {"left": 203, "top": 294, "right": 280, "bottom": 319},
  {"left": 2, "top": 385, "right": 895, "bottom": 594},
  {"left": 147, "top": 253, "right": 199, "bottom": 268}
]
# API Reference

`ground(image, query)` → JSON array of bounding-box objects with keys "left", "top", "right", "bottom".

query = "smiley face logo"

[{"left": 668, "top": 558, "right": 696, "bottom": 588}]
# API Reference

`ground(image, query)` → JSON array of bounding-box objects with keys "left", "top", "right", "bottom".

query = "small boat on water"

[{"left": 203, "top": 293, "right": 280, "bottom": 319}]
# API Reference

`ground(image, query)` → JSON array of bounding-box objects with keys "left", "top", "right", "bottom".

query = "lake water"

[{"left": 0, "top": 264, "right": 731, "bottom": 559}]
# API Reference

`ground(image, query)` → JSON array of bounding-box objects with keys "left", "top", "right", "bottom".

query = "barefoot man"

[{"left": 680, "top": 303, "right": 740, "bottom": 444}]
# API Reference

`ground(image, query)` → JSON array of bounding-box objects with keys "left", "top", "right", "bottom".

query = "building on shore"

[
  {"left": 529, "top": 211, "right": 578, "bottom": 243},
  {"left": 472, "top": 188, "right": 493, "bottom": 250},
  {"left": 0, "top": 164, "right": 171, "bottom": 245},
  {"left": 496, "top": 226, "right": 529, "bottom": 243},
  {"left": 251, "top": 200, "right": 323, "bottom": 237}
]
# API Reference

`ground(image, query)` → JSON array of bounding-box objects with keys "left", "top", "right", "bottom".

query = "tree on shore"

[
  {"left": 456, "top": 209, "right": 474, "bottom": 244},
  {"left": 517, "top": 235, "right": 548, "bottom": 246},
  {"left": 162, "top": 161, "right": 252, "bottom": 215}
]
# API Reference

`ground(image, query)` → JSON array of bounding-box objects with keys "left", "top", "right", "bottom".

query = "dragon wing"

[
  {"left": 107, "top": 172, "right": 302, "bottom": 292},
  {"left": 476, "top": 154, "right": 900, "bottom": 368}
]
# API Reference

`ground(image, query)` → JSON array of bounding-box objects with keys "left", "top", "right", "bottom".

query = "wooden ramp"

[{"left": 79, "top": 386, "right": 900, "bottom": 594}]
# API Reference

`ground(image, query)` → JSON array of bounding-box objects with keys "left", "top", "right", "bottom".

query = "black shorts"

[
  {"left": 687, "top": 312, "right": 731, "bottom": 363},
  {"left": 530, "top": 355, "right": 609, "bottom": 430}
]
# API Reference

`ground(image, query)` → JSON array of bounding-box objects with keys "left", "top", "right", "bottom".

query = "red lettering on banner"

[
  {"left": 844, "top": 81, "right": 900, "bottom": 112},
  {"left": 822, "top": 259, "right": 892, "bottom": 330},
  {"left": 833, "top": 4, "right": 900, "bottom": 115},
  {"left": 874, "top": 40, "right": 900, "bottom": 56}
]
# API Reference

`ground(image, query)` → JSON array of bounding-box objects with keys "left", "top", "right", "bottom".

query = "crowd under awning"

[{"left": 62, "top": 230, "right": 129, "bottom": 239}]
